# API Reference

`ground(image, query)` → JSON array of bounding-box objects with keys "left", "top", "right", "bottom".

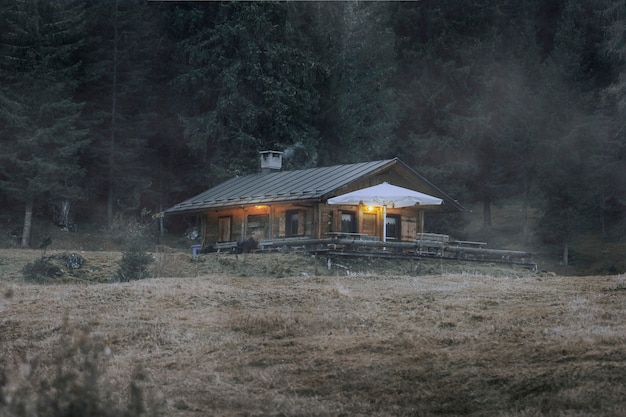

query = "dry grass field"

[{"left": 1, "top": 250, "right": 626, "bottom": 416}]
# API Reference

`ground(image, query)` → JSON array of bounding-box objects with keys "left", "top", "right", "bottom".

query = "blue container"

[{"left": 191, "top": 244, "right": 202, "bottom": 255}]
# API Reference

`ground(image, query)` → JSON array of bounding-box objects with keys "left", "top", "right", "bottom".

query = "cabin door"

[
  {"left": 385, "top": 214, "right": 401, "bottom": 241},
  {"left": 341, "top": 212, "right": 357, "bottom": 233},
  {"left": 286, "top": 210, "right": 302, "bottom": 237},
  {"left": 218, "top": 216, "right": 232, "bottom": 242},
  {"left": 362, "top": 213, "right": 377, "bottom": 238}
]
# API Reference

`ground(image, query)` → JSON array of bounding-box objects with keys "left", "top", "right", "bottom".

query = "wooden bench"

[
  {"left": 415, "top": 233, "right": 450, "bottom": 243},
  {"left": 449, "top": 240, "right": 488, "bottom": 248},
  {"left": 326, "top": 232, "right": 371, "bottom": 240},
  {"left": 413, "top": 240, "right": 445, "bottom": 256},
  {"left": 256, "top": 237, "right": 310, "bottom": 252},
  {"left": 214, "top": 242, "right": 238, "bottom": 253}
]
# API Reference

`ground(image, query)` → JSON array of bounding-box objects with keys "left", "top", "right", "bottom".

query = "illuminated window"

[{"left": 341, "top": 212, "right": 356, "bottom": 233}]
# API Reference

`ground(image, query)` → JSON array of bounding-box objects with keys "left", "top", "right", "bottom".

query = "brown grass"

[{"left": 2, "top": 263, "right": 626, "bottom": 416}]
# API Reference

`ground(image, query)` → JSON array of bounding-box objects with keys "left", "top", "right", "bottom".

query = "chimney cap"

[
  {"left": 260, "top": 150, "right": 283, "bottom": 172},
  {"left": 259, "top": 150, "right": 284, "bottom": 156}
]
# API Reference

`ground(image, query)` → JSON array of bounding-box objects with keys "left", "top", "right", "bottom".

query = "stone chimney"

[{"left": 260, "top": 150, "right": 283, "bottom": 173}]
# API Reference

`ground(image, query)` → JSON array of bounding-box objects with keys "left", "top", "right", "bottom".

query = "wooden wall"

[
  {"left": 202, "top": 204, "right": 317, "bottom": 243},
  {"left": 202, "top": 203, "right": 424, "bottom": 244}
]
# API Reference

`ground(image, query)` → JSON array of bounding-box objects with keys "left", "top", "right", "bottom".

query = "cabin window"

[
  {"left": 218, "top": 216, "right": 232, "bottom": 242},
  {"left": 285, "top": 210, "right": 301, "bottom": 237},
  {"left": 341, "top": 212, "right": 356, "bottom": 233},
  {"left": 386, "top": 214, "right": 401, "bottom": 240},
  {"left": 247, "top": 214, "right": 269, "bottom": 240}
]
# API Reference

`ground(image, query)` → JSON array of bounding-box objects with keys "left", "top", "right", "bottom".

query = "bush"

[
  {"left": 114, "top": 239, "right": 153, "bottom": 282},
  {"left": 22, "top": 257, "right": 64, "bottom": 283},
  {"left": 22, "top": 236, "right": 62, "bottom": 283}
]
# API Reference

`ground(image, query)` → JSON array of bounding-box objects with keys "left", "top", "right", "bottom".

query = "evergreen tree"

[
  {"left": 0, "top": 0, "right": 89, "bottom": 247},
  {"left": 314, "top": 2, "right": 399, "bottom": 165},
  {"left": 533, "top": 0, "right": 615, "bottom": 264},
  {"left": 390, "top": 1, "right": 505, "bottom": 219},
  {"left": 460, "top": 4, "right": 546, "bottom": 231},
  {"left": 171, "top": 2, "right": 323, "bottom": 189},
  {"left": 597, "top": 0, "right": 626, "bottom": 239},
  {"left": 80, "top": 0, "right": 161, "bottom": 227}
]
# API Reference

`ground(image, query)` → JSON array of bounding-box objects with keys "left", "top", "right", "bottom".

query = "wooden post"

[
  {"left": 241, "top": 207, "right": 246, "bottom": 240},
  {"left": 418, "top": 210, "right": 425, "bottom": 234},
  {"left": 201, "top": 214, "right": 206, "bottom": 248},
  {"left": 21, "top": 196, "right": 33, "bottom": 248},
  {"left": 268, "top": 205, "right": 274, "bottom": 239},
  {"left": 357, "top": 204, "right": 364, "bottom": 234},
  {"left": 314, "top": 204, "right": 321, "bottom": 239}
]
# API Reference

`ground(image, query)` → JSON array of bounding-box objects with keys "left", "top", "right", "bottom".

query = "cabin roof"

[{"left": 165, "top": 158, "right": 465, "bottom": 215}]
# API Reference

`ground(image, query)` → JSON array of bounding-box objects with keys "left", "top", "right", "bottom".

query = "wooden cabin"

[{"left": 165, "top": 152, "right": 465, "bottom": 248}]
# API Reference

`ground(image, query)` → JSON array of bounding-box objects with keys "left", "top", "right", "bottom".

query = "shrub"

[
  {"left": 22, "top": 257, "right": 64, "bottom": 283},
  {"left": 114, "top": 238, "right": 153, "bottom": 282},
  {"left": 22, "top": 236, "right": 63, "bottom": 283}
]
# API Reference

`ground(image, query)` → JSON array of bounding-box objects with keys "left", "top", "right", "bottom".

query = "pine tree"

[
  {"left": 314, "top": 2, "right": 399, "bottom": 165},
  {"left": 597, "top": 0, "right": 626, "bottom": 239},
  {"left": 80, "top": 0, "right": 161, "bottom": 227},
  {"left": 460, "top": 4, "right": 546, "bottom": 230},
  {"left": 170, "top": 2, "right": 324, "bottom": 188},
  {"left": 0, "top": 0, "right": 89, "bottom": 247},
  {"left": 533, "top": 1, "right": 614, "bottom": 265},
  {"left": 390, "top": 1, "right": 506, "bottom": 221}
]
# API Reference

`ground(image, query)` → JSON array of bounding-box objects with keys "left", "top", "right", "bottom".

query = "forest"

[{"left": 0, "top": 0, "right": 625, "bottom": 263}]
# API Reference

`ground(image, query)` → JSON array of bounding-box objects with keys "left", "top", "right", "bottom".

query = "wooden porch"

[{"left": 198, "top": 232, "right": 536, "bottom": 270}]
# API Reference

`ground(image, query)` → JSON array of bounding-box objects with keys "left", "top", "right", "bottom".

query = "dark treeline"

[{"left": 1, "top": 0, "right": 625, "bottom": 261}]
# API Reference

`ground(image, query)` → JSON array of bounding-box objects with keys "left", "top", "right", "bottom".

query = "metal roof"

[{"left": 165, "top": 158, "right": 465, "bottom": 214}]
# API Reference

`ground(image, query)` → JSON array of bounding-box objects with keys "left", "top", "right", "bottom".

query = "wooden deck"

[
  {"left": 251, "top": 234, "right": 536, "bottom": 270},
  {"left": 198, "top": 233, "right": 536, "bottom": 270}
]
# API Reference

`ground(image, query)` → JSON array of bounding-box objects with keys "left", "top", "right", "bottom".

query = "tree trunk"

[
  {"left": 482, "top": 197, "right": 492, "bottom": 229},
  {"left": 21, "top": 197, "right": 33, "bottom": 248},
  {"left": 158, "top": 169, "right": 164, "bottom": 236},
  {"left": 522, "top": 176, "right": 530, "bottom": 245},
  {"left": 600, "top": 208, "right": 606, "bottom": 240},
  {"left": 107, "top": 0, "right": 120, "bottom": 229},
  {"left": 600, "top": 194, "right": 606, "bottom": 240},
  {"left": 107, "top": 185, "right": 114, "bottom": 229}
]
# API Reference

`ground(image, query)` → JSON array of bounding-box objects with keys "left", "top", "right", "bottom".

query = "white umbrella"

[{"left": 327, "top": 182, "right": 443, "bottom": 242}]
